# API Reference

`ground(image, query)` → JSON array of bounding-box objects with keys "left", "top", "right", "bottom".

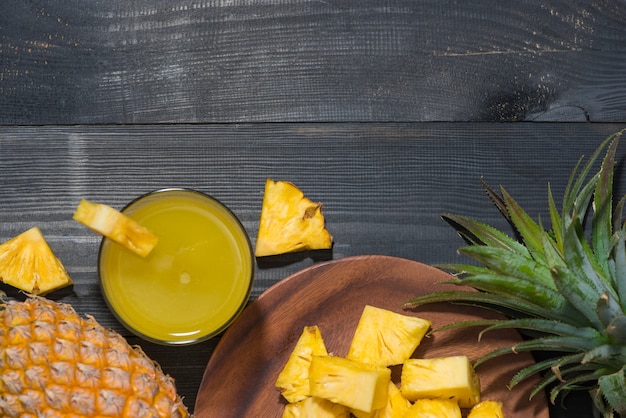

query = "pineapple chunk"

[
  {"left": 0, "top": 226, "right": 72, "bottom": 295},
  {"left": 467, "top": 400, "right": 504, "bottom": 418},
  {"left": 309, "top": 355, "right": 391, "bottom": 413},
  {"left": 73, "top": 199, "right": 158, "bottom": 257},
  {"left": 352, "top": 381, "right": 412, "bottom": 418},
  {"left": 276, "top": 325, "right": 329, "bottom": 403},
  {"left": 401, "top": 356, "right": 480, "bottom": 408},
  {"left": 347, "top": 305, "right": 431, "bottom": 367},
  {"left": 403, "top": 399, "right": 461, "bottom": 418},
  {"left": 282, "top": 396, "right": 350, "bottom": 418},
  {"left": 255, "top": 179, "right": 332, "bottom": 257}
]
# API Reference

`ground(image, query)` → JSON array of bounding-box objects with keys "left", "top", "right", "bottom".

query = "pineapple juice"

[{"left": 99, "top": 189, "right": 254, "bottom": 345}]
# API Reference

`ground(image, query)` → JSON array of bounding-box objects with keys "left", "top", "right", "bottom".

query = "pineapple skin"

[
  {"left": 0, "top": 297, "right": 188, "bottom": 418},
  {"left": 276, "top": 325, "right": 329, "bottom": 403},
  {"left": 347, "top": 305, "right": 431, "bottom": 367},
  {"left": 400, "top": 356, "right": 480, "bottom": 408},
  {"left": 402, "top": 398, "right": 462, "bottom": 418},
  {"left": 0, "top": 226, "right": 72, "bottom": 295},
  {"left": 309, "top": 355, "right": 391, "bottom": 413}
]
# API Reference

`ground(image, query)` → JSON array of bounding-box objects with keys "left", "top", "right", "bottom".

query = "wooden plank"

[
  {"left": 0, "top": 121, "right": 620, "bottom": 415},
  {"left": 2, "top": 1, "right": 626, "bottom": 124}
]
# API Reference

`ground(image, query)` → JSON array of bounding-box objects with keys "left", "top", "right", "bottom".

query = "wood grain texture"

[
  {"left": 2, "top": 0, "right": 626, "bottom": 124},
  {"left": 195, "top": 255, "right": 549, "bottom": 418},
  {"left": 0, "top": 122, "right": 619, "bottom": 415}
]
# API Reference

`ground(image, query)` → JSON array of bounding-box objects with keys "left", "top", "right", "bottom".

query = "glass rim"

[{"left": 97, "top": 187, "right": 256, "bottom": 346}]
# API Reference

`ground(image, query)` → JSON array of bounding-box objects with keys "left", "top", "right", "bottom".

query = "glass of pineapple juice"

[{"left": 98, "top": 188, "right": 255, "bottom": 345}]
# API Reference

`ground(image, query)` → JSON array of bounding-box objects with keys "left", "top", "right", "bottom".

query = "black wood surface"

[
  {"left": 3, "top": 0, "right": 626, "bottom": 416},
  {"left": 0, "top": 122, "right": 621, "bottom": 416},
  {"left": 2, "top": 0, "right": 626, "bottom": 124}
]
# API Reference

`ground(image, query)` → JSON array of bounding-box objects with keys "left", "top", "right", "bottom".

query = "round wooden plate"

[{"left": 194, "top": 255, "right": 549, "bottom": 417}]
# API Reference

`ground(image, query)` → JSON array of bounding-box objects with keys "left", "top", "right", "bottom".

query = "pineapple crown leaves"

[{"left": 404, "top": 130, "right": 626, "bottom": 415}]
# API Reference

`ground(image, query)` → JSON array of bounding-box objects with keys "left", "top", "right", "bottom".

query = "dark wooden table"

[{"left": 2, "top": 1, "right": 626, "bottom": 416}]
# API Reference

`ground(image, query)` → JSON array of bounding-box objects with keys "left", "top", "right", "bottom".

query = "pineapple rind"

[
  {"left": 0, "top": 296, "right": 188, "bottom": 417},
  {"left": 400, "top": 356, "right": 480, "bottom": 408},
  {"left": 255, "top": 179, "right": 332, "bottom": 257},
  {"left": 309, "top": 355, "right": 391, "bottom": 413},
  {"left": 73, "top": 199, "right": 158, "bottom": 257},
  {"left": 276, "top": 325, "right": 329, "bottom": 403},
  {"left": 347, "top": 305, "right": 431, "bottom": 367},
  {"left": 0, "top": 227, "right": 72, "bottom": 295}
]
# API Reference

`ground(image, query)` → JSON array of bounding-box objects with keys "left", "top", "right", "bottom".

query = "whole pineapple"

[
  {"left": 405, "top": 131, "right": 626, "bottom": 417},
  {"left": 0, "top": 296, "right": 189, "bottom": 417}
]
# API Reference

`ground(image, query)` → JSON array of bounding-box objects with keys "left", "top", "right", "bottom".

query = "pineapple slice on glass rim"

[{"left": 73, "top": 198, "right": 158, "bottom": 257}]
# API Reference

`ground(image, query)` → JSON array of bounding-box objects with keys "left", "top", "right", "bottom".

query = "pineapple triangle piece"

[
  {"left": 255, "top": 179, "right": 332, "bottom": 257},
  {"left": 351, "top": 381, "right": 411, "bottom": 418},
  {"left": 73, "top": 199, "right": 158, "bottom": 257},
  {"left": 276, "top": 325, "right": 329, "bottom": 403},
  {"left": 401, "top": 356, "right": 481, "bottom": 408},
  {"left": 308, "top": 355, "right": 391, "bottom": 413},
  {"left": 347, "top": 305, "right": 432, "bottom": 367},
  {"left": 404, "top": 399, "right": 462, "bottom": 418},
  {"left": 0, "top": 226, "right": 72, "bottom": 295},
  {"left": 467, "top": 400, "right": 504, "bottom": 418},
  {"left": 283, "top": 396, "right": 350, "bottom": 418}
]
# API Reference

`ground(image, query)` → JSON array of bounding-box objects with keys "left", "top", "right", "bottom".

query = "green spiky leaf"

[
  {"left": 599, "top": 368, "right": 626, "bottom": 416},
  {"left": 406, "top": 130, "right": 626, "bottom": 416}
]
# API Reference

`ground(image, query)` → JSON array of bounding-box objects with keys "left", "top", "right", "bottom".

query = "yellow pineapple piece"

[
  {"left": 400, "top": 356, "right": 480, "bottom": 408},
  {"left": 467, "top": 400, "right": 505, "bottom": 418},
  {"left": 276, "top": 325, "right": 329, "bottom": 403},
  {"left": 402, "top": 399, "right": 461, "bottom": 418},
  {"left": 0, "top": 296, "right": 188, "bottom": 417},
  {"left": 0, "top": 226, "right": 72, "bottom": 295},
  {"left": 347, "top": 305, "right": 431, "bottom": 367},
  {"left": 309, "top": 355, "right": 391, "bottom": 413},
  {"left": 73, "top": 198, "right": 158, "bottom": 257},
  {"left": 352, "top": 381, "right": 412, "bottom": 418},
  {"left": 282, "top": 396, "right": 350, "bottom": 418},
  {"left": 255, "top": 178, "right": 332, "bottom": 257}
]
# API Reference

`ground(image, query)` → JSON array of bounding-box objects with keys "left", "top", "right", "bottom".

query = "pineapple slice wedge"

[
  {"left": 467, "top": 400, "right": 505, "bottom": 418},
  {"left": 403, "top": 399, "right": 462, "bottom": 418},
  {"left": 347, "top": 305, "right": 431, "bottom": 367},
  {"left": 255, "top": 179, "right": 332, "bottom": 257},
  {"left": 73, "top": 198, "right": 158, "bottom": 257},
  {"left": 0, "top": 226, "right": 72, "bottom": 295},
  {"left": 401, "top": 356, "right": 480, "bottom": 408},
  {"left": 309, "top": 355, "right": 391, "bottom": 413},
  {"left": 282, "top": 396, "right": 350, "bottom": 418},
  {"left": 352, "top": 381, "right": 412, "bottom": 418},
  {"left": 276, "top": 325, "right": 329, "bottom": 403}
]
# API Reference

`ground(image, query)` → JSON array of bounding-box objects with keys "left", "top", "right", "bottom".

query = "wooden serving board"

[{"left": 195, "top": 255, "right": 549, "bottom": 417}]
